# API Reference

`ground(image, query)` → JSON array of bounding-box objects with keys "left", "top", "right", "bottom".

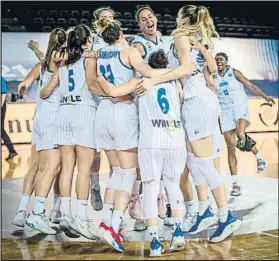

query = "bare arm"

[
  {"left": 234, "top": 69, "right": 275, "bottom": 104},
  {"left": 128, "top": 47, "right": 170, "bottom": 77},
  {"left": 132, "top": 42, "right": 146, "bottom": 57},
  {"left": 97, "top": 77, "right": 141, "bottom": 97},
  {"left": 152, "top": 35, "right": 194, "bottom": 85},
  {"left": 85, "top": 57, "right": 108, "bottom": 96},
  {"left": 2, "top": 93, "right": 6, "bottom": 107},
  {"left": 40, "top": 68, "right": 59, "bottom": 99},
  {"left": 204, "top": 65, "right": 216, "bottom": 92},
  {"left": 28, "top": 40, "right": 44, "bottom": 61},
  {"left": 17, "top": 62, "right": 41, "bottom": 94}
]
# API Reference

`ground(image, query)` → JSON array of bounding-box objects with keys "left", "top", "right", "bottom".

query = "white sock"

[
  {"left": 218, "top": 206, "right": 229, "bottom": 223},
  {"left": 91, "top": 172, "right": 100, "bottom": 190},
  {"left": 103, "top": 204, "right": 114, "bottom": 226},
  {"left": 132, "top": 180, "right": 141, "bottom": 195},
  {"left": 185, "top": 200, "right": 196, "bottom": 217},
  {"left": 33, "top": 196, "right": 46, "bottom": 215},
  {"left": 77, "top": 200, "right": 88, "bottom": 220},
  {"left": 198, "top": 201, "right": 209, "bottom": 216},
  {"left": 111, "top": 209, "right": 123, "bottom": 233},
  {"left": 148, "top": 225, "right": 159, "bottom": 241},
  {"left": 231, "top": 175, "right": 238, "bottom": 184},
  {"left": 173, "top": 216, "right": 183, "bottom": 227},
  {"left": 53, "top": 194, "right": 61, "bottom": 212},
  {"left": 255, "top": 152, "right": 263, "bottom": 161},
  {"left": 17, "top": 194, "right": 30, "bottom": 212},
  {"left": 61, "top": 197, "right": 71, "bottom": 216},
  {"left": 159, "top": 177, "right": 165, "bottom": 195}
]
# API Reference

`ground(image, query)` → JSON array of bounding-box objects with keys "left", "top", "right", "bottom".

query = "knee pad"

[
  {"left": 194, "top": 157, "right": 222, "bottom": 190},
  {"left": 163, "top": 176, "right": 184, "bottom": 212},
  {"left": 118, "top": 167, "right": 137, "bottom": 195},
  {"left": 236, "top": 135, "right": 256, "bottom": 152},
  {"left": 142, "top": 180, "right": 160, "bottom": 220},
  {"left": 187, "top": 153, "right": 207, "bottom": 186},
  {"left": 107, "top": 166, "right": 122, "bottom": 190}
]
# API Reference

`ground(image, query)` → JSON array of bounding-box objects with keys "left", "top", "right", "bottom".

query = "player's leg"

[
  {"left": 224, "top": 130, "right": 241, "bottom": 196},
  {"left": 13, "top": 145, "right": 39, "bottom": 227},
  {"left": 25, "top": 148, "right": 61, "bottom": 235},
  {"left": 68, "top": 145, "right": 98, "bottom": 240},
  {"left": 105, "top": 148, "right": 137, "bottom": 252},
  {"left": 139, "top": 149, "right": 165, "bottom": 257},
  {"left": 58, "top": 145, "right": 77, "bottom": 235},
  {"left": 90, "top": 152, "right": 103, "bottom": 211},
  {"left": 49, "top": 171, "right": 62, "bottom": 224},
  {"left": 190, "top": 136, "right": 241, "bottom": 242},
  {"left": 99, "top": 149, "right": 120, "bottom": 239}
]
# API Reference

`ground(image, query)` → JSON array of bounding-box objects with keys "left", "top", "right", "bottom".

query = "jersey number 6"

[{"left": 157, "top": 88, "right": 169, "bottom": 114}]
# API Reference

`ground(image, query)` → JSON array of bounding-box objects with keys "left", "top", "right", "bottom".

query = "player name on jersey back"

[{"left": 139, "top": 80, "right": 185, "bottom": 149}]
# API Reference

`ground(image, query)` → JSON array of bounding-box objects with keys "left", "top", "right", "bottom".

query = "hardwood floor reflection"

[{"left": 2, "top": 230, "right": 278, "bottom": 260}]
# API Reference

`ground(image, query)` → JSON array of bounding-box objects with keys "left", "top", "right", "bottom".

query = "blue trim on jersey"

[
  {"left": 133, "top": 41, "right": 148, "bottom": 60},
  {"left": 118, "top": 52, "right": 133, "bottom": 70},
  {"left": 97, "top": 33, "right": 103, "bottom": 39},
  {"left": 232, "top": 67, "right": 243, "bottom": 84},
  {"left": 172, "top": 44, "right": 178, "bottom": 59},
  {"left": 83, "top": 57, "right": 87, "bottom": 71},
  {"left": 218, "top": 65, "right": 231, "bottom": 77},
  {"left": 138, "top": 33, "right": 158, "bottom": 45}
]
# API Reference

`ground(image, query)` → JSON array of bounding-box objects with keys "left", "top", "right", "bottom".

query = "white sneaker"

[
  {"left": 182, "top": 212, "right": 196, "bottom": 232},
  {"left": 69, "top": 216, "right": 99, "bottom": 240},
  {"left": 134, "top": 220, "right": 147, "bottom": 231},
  {"left": 59, "top": 214, "right": 80, "bottom": 238},
  {"left": 13, "top": 210, "right": 26, "bottom": 228},
  {"left": 25, "top": 211, "right": 57, "bottom": 235},
  {"left": 169, "top": 225, "right": 186, "bottom": 252},
  {"left": 49, "top": 209, "right": 62, "bottom": 224}
]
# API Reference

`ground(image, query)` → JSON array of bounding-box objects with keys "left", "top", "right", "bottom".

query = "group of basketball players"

[{"left": 11, "top": 4, "right": 275, "bottom": 257}]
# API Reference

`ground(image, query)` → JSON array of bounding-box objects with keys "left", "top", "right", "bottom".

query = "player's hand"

[
  {"left": 28, "top": 40, "right": 39, "bottom": 51},
  {"left": 264, "top": 96, "right": 276, "bottom": 105},
  {"left": 83, "top": 51, "right": 98, "bottom": 59},
  {"left": 136, "top": 78, "right": 153, "bottom": 96},
  {"left": 189, "top": 36, "right": 204, "bottom": 53},
  {"left": 17, "top": 82, "right": 26, "bottom": 95}
]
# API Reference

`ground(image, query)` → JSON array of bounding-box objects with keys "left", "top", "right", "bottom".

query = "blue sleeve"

[{"left": 1, "top": 77, "right": 7, "bottom": 93}]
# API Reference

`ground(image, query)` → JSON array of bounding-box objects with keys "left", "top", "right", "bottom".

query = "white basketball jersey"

[
  {"left": 132, "top": 32, "right": 164, "bottom": 62},
  {"left": 97, "top": 45, "right": 134, "bottom": 85},
  {"left": 213, "top": 66, "right": 248, "bottom": 109},
  {"left": 35, "top": 67, "right": 61, "bottom": 113},
  {"left": 138, "top": 80, "right": 185, "bottom": 149},
  {"left": 92, "top": 33, "right": 108, "bottom": 51},
  {"left": 168, "top": 39, "right": 209, "bottom": 100},
  {"left": 59, "top": 57, "right": 98, "bottom": 107}
]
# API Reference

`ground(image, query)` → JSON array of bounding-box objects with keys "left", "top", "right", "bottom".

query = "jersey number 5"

[
  {"left": 68, "top": 69, "right": 75, "bottom": 92},
  {"left": 157, "top": 88, "right": 169, "bottom": 114},
  {"left": 100, "top": 65, "right": 115, "bottom": 84}
]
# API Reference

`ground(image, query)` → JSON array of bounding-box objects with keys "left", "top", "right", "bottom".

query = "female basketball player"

[
  {"left": 129, "top": 5, "right": 171, "bottom": 231},
  {"left": 13, "top": 29, "right": 67, "bottom": 235},
  {"left": 97, "top": 49, "right": 188, "bottom": 256},
  {"left": 137, "top": 5, "right": 241, "bottom": 243},
  {"left": 43, "top": 24, "right": 99, "bottom": 240},
  {"left": 214, "top": 52, "right": 275, "bottom": 196},
  {"left": 92, "top": 18, "right": 175, "bottom": 252}
]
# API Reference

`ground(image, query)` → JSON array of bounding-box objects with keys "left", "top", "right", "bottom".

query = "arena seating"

[{"left": 1, "top": 2, "right": 278, "bottom": 39}]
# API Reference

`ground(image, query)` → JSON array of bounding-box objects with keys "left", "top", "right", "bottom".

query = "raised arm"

[
  {"left": 40, "top": 68, "right": 59, "bottom": 99},
  {"left": 28, "top": 40, "right": 44, "bottom": 61},
  {"left": 234, "top": 69, "right": 275, "bottom": 104},
  {"left": 97, "top": 76, "right": 141, "bottom": 97},
  {"left": 17, "top": 62, "right": 40, "bottom": 94},
  {"left": 85, "top": 57, "right": 108, "bottom": 96}
]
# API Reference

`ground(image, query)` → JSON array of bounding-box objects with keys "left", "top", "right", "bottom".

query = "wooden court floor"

[{"left": 1, "top": 132, "right": 278, "bottom": 260}]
